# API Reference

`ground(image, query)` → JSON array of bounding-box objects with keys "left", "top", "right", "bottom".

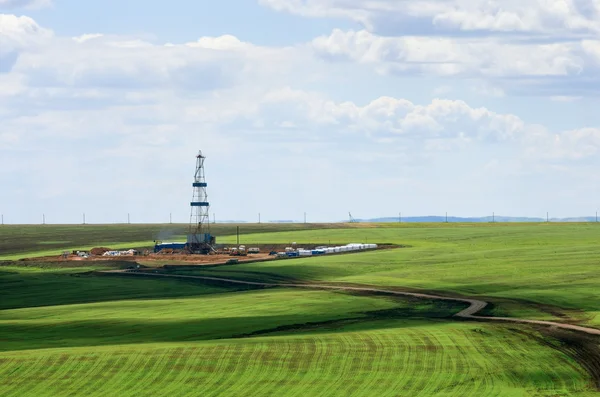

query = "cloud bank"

[{"left": 1, "top": 12, "right": 599, "bottom": 222}]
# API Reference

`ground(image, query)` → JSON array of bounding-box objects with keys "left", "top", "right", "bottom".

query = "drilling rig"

[{"left": 187, "top": 150, "right": 216, "bottom": 254}]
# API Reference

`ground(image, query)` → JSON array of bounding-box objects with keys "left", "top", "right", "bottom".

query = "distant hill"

[{"left": 351, "top": 216, "right": 598, "bottom": 223}]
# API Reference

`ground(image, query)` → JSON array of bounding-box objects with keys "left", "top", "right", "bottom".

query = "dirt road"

[{"left": 106, "top": 270, "right": 600, "bottom": 336}]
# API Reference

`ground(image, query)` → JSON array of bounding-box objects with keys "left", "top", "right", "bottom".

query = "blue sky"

[
  {"left": 24, "top": 0, "right": 358, "bottom": 45},
  {"left": 1, "top": 0, "right": 600, "bottom": 223}
]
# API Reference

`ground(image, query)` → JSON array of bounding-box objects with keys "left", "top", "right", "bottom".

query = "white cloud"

[
  {"left": 214, "top": 87, "right": 600, "bottom": 164},
  {"left": 0, "top": 16, "right": 307, "bottom": 93},
  {"left": 253, "top": 88, "right": 524, "bottom": 141},
  {"left": 257, "top": 3, "right": 600, "bottom": 97},
  {"left": 0, "top": 14, "right": 52, "bottom": 52},
  {"left": 312, "top": 29, "right": 595, "bottom": 78},
  {"left": 550, "top": 95, "right": 582, "bottom": 102},
  {"left": 260, "top": 0, "right": 600, "bottom": 36},
  {"left": 189, "top": 35, "right": 248, "bottom": 50},
  {"left": 0, "top": 14, "right": 52, "bottom": 74},
  {"left": 309, "top": 28, "right": 600, "bottom": 96},
  {"left": 525, "top": 127, "right": 600, "bottom": 160},
  {"left": 72, "top": 33, "right": 103, "bottom": 43}
]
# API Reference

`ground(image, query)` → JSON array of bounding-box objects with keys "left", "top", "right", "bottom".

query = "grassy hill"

[
  {"left": 193, "top": 223, "right": 600, "bottom": 326},
  {"left": 1, "top": 223, "right": 599, "bottom": 396}
]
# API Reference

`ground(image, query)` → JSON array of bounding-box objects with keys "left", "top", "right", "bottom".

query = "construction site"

[{"left": 26, "top": 150, "right": 385, "bottom": 267}]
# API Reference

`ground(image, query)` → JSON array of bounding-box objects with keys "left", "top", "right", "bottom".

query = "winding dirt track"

[{"left": 107, "top": 270, "right": 600, "bottom": 336}]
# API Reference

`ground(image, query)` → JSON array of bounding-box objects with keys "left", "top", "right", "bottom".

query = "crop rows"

[{"left": 0, "top": 321, "right": 593, "bottom": 397}]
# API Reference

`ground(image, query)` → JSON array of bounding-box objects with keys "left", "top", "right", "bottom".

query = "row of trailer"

[
  {"left": 102, "top": 249, "right": 139, "bottom": 257},
  {"left": 277, "top": 243, "right": 378, "bottom": 258}
]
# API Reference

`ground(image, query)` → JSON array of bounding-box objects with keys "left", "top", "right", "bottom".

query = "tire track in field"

[{"left": 104, "top": 270, "right": 600, "bottom": 337}]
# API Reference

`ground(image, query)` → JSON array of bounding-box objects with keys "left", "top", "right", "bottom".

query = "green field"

[
  {"left": 2, "top": 321, "right": 595, "bottom": 397},
  {"left": 1, "top": 223, "right": 599, "bottom": 396},
  {"left": 189, "top": 223, "right": 600, "bottom": 326}
]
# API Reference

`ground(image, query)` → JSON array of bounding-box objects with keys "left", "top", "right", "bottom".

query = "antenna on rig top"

[{"left": 187, "top": 150, "right": 215, "bottom": 254}]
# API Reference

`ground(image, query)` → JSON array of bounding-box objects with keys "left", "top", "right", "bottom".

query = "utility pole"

[
  {"left": 83, "top": 213, "right": 86, "bottom": 225},
  {"left": 304, "top": 212, "right": 307, "bottom": 224},
  {"left": 213, "top": 213, "right": 216, "bottom": 224},
  {"left": 445, "top": 212, "right": 448, "bottom": 223}
]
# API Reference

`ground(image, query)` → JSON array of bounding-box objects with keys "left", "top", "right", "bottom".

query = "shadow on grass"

[
  {"left": 0, "top": 311, "right": 451, "bottom": 353},
  {"left": 0, "top": 270, "right": 250, "bottom": 311},
  {"left": 233, "top": 301, "right": 467, "bottom": 339}
]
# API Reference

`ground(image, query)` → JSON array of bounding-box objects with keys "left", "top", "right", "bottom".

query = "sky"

[{"left": 1, "top": 0, "right": 600, "bottom": 224}]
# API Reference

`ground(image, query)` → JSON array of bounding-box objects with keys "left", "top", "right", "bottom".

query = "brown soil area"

[
  {"left": 21, "top": 252, "right": 276, "bottom": 266},
  {"left": 20, "top": 244, "right": 400, "bottom": 268}
]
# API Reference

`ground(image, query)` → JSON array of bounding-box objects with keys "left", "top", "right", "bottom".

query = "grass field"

[
  {"left": 1, "top": 223, "right": 599, "bottom": 396},
  {"left": 0, "top": 264, "right": 244, "bottom": 310},
  {"left": 1, "top": 321, "right": 596, "bottom": 397},
  {"left": 180, "top": 223, "right": 600, "bottom": 326}
]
